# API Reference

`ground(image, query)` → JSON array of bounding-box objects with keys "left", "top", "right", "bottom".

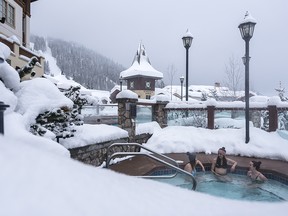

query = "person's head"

[
  {"left": 217, "top": 147, "right": 226, "bottom": 158},
  {"left": 249, "top": 161, "right": 262, "bottom": 171},
  {"left": 187, "top": 152, "right": 196, "bottom": 164}
]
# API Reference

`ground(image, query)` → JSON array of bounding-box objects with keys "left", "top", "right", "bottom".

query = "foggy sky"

[{"left": 30, "top": 0, "right": 288, "bottom": 96}]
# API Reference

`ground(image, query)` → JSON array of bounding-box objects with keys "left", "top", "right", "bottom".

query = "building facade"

[{"left": 0, "top": 0, "right": 44, "bottom": 80}]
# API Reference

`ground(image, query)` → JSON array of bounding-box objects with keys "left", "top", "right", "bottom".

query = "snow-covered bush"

[
  {"left": 30, "top": 82, "right": 84, "bottom": 139},
  {"left": 0, "top": 42, "right": 20, "bottom": 91}
]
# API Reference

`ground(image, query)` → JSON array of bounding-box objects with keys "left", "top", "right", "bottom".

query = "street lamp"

[
  {"left": 182, "top": 29, "right": 193, "bottom": 101},
  {"left": 238, "top": 11, "right": 256, "bottom": 143},
  {"left": 180, "top": 76, "right": 184, "bottom": 101}
]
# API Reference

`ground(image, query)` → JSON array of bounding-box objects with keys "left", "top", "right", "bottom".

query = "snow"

[
  {"left": 116, "top": 89, "right": 138, "bottom": 99},
  {"left": 0, "top": 44, "right": 20, "bottom": 91},
  {"left": 15, "top": 78, "right": 73, "bottom": 126},
  {"left": 268, "top": 96, "right": 282, "bottom": 106},
  {"left": 239, "top": 11, "right": 257, "bottom": 25},
  {"left": 136, "top": 121, "right": 162, "bottom": 135},
  {"left": 61, "top": 124, "right": 128, "bottom": 149},
  {"left": 183, "top": 28, "right": 193, "bottom": 38},
  {"left": 165, "top": 98, "right": 288, "bottom": 109},
  {"left": 0, "top": 42, "right": 11, "bottom": 60},
  {"left": 145, "top": 126, "right": 288, "bottom": 161},
  {"left": 1, "top": 43, "right": 288, "bottom": 216},
  {"left": 161, "top": 84, "right": 251, "bottom": 101}
]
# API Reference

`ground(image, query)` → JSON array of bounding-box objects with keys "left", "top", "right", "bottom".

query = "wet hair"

[
  {"left": 218, "top": 147, "right": 226, "bottom": 153},
  {"left": 187, "top": 152, "right": 196, "bottom": 165},
  {"left": 216, "top": 147, "right": 227, "bottom": 168},
  {"left": 252, "top": 161, "right": 262, "bottom": 171}
]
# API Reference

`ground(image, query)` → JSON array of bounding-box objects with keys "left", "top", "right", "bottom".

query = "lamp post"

[
  {"left": 238, "top": 11, "right": 256, "bottom": 143},
  {"left": 182, "top": 29, "right": 193, "bottom": 101},
  {"left": 242, "top": 56, "right": 251, "bottom": 65},
  {"left": 0, "top": 101, "right": 9, "bottom": 135},
  {"left": 180, "top": 76, "right": 184, "bottom": 101}
]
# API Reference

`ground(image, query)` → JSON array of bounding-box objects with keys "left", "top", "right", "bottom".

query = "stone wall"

[
  {"left": 69, "top": 133, "right": 152, "bottom": 167},
  {"left": 69, "top": 138, "right": 128, "bottom": 167}
]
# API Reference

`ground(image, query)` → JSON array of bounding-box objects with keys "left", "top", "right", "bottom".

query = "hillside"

[{"left": 30, "top": 35, "right": 125, "bottom": 91}]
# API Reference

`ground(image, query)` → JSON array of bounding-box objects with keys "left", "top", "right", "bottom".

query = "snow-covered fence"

[
  {"left": 81, "top": 104, "right": 118, "bottom": 125},
  {"left": 164, "top": 99, "right": 288, "bottom": 132}
]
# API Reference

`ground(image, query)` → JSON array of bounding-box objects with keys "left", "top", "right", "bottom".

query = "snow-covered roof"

[
  {"left": 119, "top": 43, "right": 163, "bottom": 79},
  {"left": 161, "top": 84, "right": 252, "bottom": 100}
]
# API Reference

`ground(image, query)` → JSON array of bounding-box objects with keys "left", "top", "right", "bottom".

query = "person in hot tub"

[
  {"left": 211, "top": 147, "right": 237, "bottom": 176},
  {"left": 184, "top": 152, "right": 205, "bottom": 176},
  {"left": 247, "top": 160, "right": 267, "bottom": 182}
]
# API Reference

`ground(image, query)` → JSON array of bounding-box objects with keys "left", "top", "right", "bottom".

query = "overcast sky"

[{"left": 30, "top": 0, "right": 288, "bottom": 96}]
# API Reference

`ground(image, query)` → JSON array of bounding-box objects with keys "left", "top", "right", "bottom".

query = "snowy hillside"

[{"left": 30, "top": 35, "right": 124, "bottom": 90}]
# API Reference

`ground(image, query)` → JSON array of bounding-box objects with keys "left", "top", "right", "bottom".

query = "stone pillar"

[
  {"left": 117, "top": 97, "right": 138, "bottom": 142},
  {"left": 153, "top": 101, "right": 169, "bottom": 128},
  {"left": 268, "top": 105, "right": 278, "bottom": 132},
  {"left": 207, "top": 106, "right": 215, "bottom": 129}
]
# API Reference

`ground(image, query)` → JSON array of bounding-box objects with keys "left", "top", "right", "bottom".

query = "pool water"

[{"left": 154, "top": 173, "right": 288, "bottom": 202}]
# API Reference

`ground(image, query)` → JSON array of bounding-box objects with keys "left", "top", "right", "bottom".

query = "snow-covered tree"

[
  {"left": 201, "top": 92, "right": 208, "bottom": 101},
  {"left": 31, "top": 106, "right": 82, "bottom": 139},
  {"left": 60, "top": 86, "right": 87, "bottom": 110},
  {"left": 261, "top": 110, "right": 269, "bottom": 131},
  {"left": 209, "top": 88, "right": 219, "bottom": 101},
  {"left": 30, "top": 85, "right": 84, "bottom": 139},
  {"left": 275, "top": 82, "right": 288, "bottom": 101},
  {"left": 30, "top": 35, "right": 124, "bottom": 91}
]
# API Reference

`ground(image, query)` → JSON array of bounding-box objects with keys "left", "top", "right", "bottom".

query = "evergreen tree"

[
  {"left": 261, "top": 110, "right": 269, "bottom": 131},
  {"left": 30, "top": 86, "right": 85, "bottom": 140},
  {"left": 44, "top": 60, "right": 50, "bottom": 75},
  {"left": 30, "top": 35, "right": 125, "bottom": 91},
  {"left": 60, "top": 85, "right": 88, "bottom": 111},
  {"left": 209, "top": 89, "right": 219, "bottom": 101},
  {"left": 201, "top": 92, "right": 208, "bottom": 101},
  {"left": 275, "top": 81, "right": 288, "bottom": 101}
]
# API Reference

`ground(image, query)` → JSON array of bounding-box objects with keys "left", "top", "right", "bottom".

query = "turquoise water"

[{"left": 154, "top": 173, "right": 288, "bottom": 202}]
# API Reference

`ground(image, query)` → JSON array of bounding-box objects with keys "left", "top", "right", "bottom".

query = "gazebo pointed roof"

[{"left": 120, "top": 43, "right": 163, "bottom": 80}]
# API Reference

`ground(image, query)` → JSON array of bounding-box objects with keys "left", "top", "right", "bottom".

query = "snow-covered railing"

[
  {"left": 81, "top": 104, "right": 118, "bottom": 116},
  {"left": 165, "top": 98, "right": 288, "bottom": 110},
  {"left": 164, "top": 98, "right": 288, "bottom": 132}
]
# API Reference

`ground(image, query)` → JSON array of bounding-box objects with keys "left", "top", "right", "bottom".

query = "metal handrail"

[
  {"left": 107, "top": 142, "right": 179, "bottom": 168},
  {"left": 106, "top": 143, "right": 197, "bottom": 190}
]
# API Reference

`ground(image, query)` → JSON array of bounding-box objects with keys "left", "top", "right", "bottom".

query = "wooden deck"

[{"left": 110, "top": 153, "right": 288, "bottom": 178}]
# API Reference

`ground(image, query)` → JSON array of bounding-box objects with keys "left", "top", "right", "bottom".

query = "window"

[
  {"left": 0, "top": 0, "right": 15, "bottom": 28},
  {"left": 7, "top": 4, "right": 14, "bottom": 27},
  {"left": 146, "top": 95, "right": 151, "bottom": 99},
  {"left": 130, "top": 81, "right": 134, "bottom": 89},
  {"left": 0, "top": 0, "right": 7, "bottom": 18}
]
